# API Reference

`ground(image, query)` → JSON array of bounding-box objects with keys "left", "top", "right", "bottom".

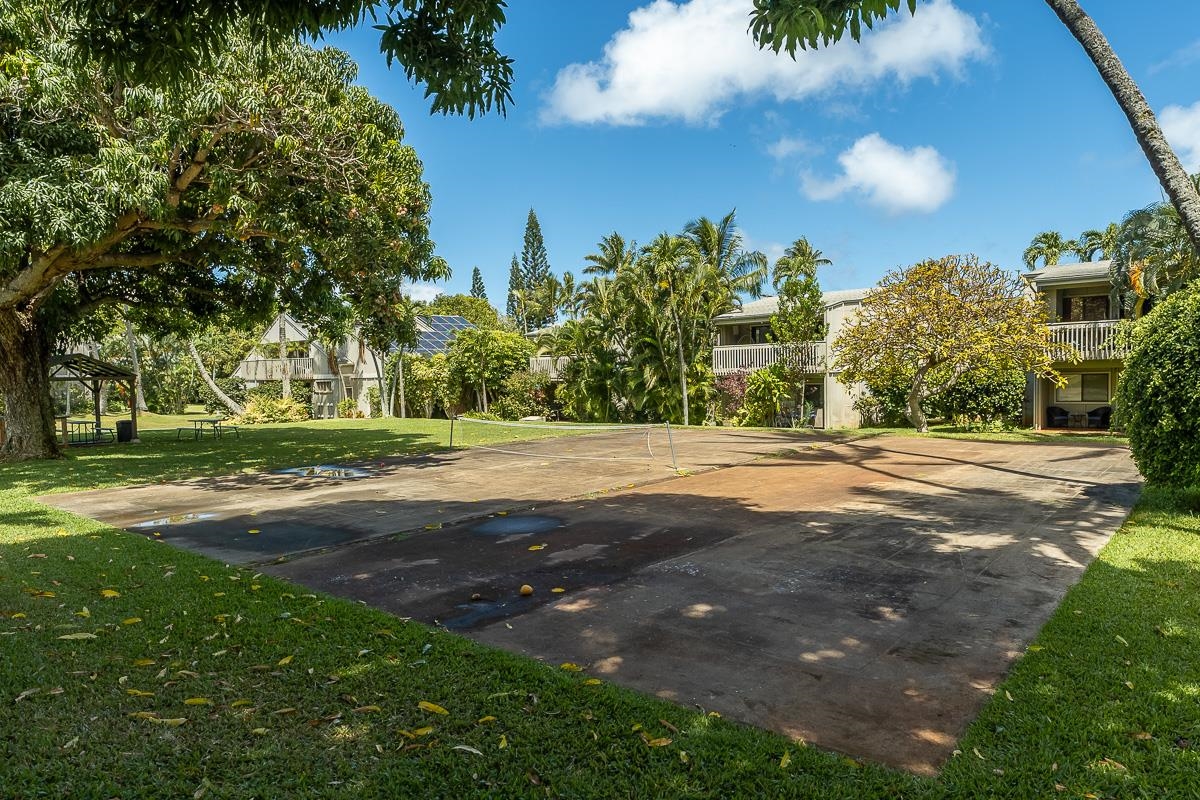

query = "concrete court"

[
  {"left": 265, "top": 436, "right": 1140, "bottom": 774},
  {"left": 41, "top": 427, "right": 817, "bottom": 565}
]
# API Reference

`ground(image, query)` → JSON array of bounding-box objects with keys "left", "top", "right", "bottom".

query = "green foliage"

[
  {"left": 366, "top": 386, "right": 383, "bottom": 418},
  {"left": 770, "top": 238, "right": 828, "bottom": 347},
  {"left": 63, "top": 0, "right": 513, "bottom": 118},
  {"left": 446, "top": 328, "right": 534, "bottom": 412},
  {"left": 835, "top": 255, "right": 1068, "bottom": 431},
  {"left": 1116, "top": 289, "right": 1200, "bottom": 487},
  {"left": 713, "top": 372, "right": 749, "bottom": 425},
  {"left": 399, "top": 353, "right": 453, "bottom": 418},
  {"left": 1110, "top": 174, "right": 1200, "bottom": 313},
  {"left": 470, "top": 267, "right": 487, "bottom": 300},
  {"left": 234, "top": 396, "right": 310, "bottom": 424},
  {"left": 858, "top": 367, "right": 1025, "bottom": 429},
  {"left": 737, "top": 364, "right": 794, "bottom": 427},
  {"left": 491, "top": 371, "right": 552, "bottom": 421},
  {"left": 1022, "top": 230, "right": 1075, "bottom": 269},
  {"left": 421, "top": 294, "right": 500, "bottom": 330},
  {"left": 519, "top": 210, "right": 554, "bottom": 331},
  {"left": 748, "top": 0, "right": 916, "bottom": 55},
  {"left": 506, "top": 254, "right": 521, "bottom": 321},
  {"left": 337, "top": 397, "right": 364, "bottom": 419},
  {"left": 199, "top": 377, "right": 248, "bottom": 416}
]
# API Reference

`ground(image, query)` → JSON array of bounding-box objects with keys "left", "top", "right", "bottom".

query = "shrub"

[
  {"left": 337, "top": 397, "right": 364, "bottom": 419},
  {"left": 857, "top": 366, "right": 1026, "bottom": 429},
  {"left": 248, "top": 380, "right": 312, "bottom": 417},
  {"left": 461, "top": 410, "right": 501, "bottom": 421},
  {"left": 491, "top": 370, "right": 551, "bottom": 420},
  {"left": 713, "top": 372, "right": 749, "bottom": 425},
  {"left": 737, "top": 365, "right": 794, "bottom": 427},
  {"left": 1115, "top": 290, "right": 1200, "bottom": 487},
  {"left": 366, "top": 386, "right": 382, "bottom": 418},
  {"left": 233, "top": 396, "right": 310, "bottom": 424}
]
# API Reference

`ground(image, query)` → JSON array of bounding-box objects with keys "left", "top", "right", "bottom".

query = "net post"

[
  {"left": 665, "top": 421, "right": 677, "bottom": 470},
  {"left": 449, "top": 416, "right": 455, "bottom": 450}
]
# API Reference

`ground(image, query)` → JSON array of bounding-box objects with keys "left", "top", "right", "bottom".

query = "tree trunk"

[
  {"left": 0, "top": 308, "right": 60, "bottom": 459},
  {"left": 187, "top": 340, "right": 244, "bottom": 415},
  {"left": 370, "top": 350, "right": 389, "bottom": 417},
  {"left": 279, "top": 317, "right": 291, "bottom": 399},
  {"left": 906, "top": 365, "right": 930, "bottom": 433},
  {"left": 123, "top": 319, "right": 148, "bottom": 412},
  {"left": 672, "top": 314, "right": 689, "bottom": 427},
  {"left": 1046, "top": 0, "right": 1200, "bottom": 252},
  {"left": 396, "top": 348, "right": 407, "bottom": 418}
]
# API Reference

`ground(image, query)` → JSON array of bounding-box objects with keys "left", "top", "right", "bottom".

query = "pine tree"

[
  {"left": 506, "top": 253, "right": 521, "bottom": 321},
  {"left": 470, "top": 266, "right": 487, "bottom": 299},
  {"left": 520, "top": 208, "right": 553, "bottom": 329}
]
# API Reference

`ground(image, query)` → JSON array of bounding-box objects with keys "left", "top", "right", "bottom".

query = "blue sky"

[{"left": 328, "top": 1, "right": 1200, "bottom": 302}]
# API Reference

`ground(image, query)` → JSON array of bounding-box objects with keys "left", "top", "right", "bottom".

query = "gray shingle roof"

[
  {"left": 714, "top": 287, "right": 870, "bottom": 322},
  {"left": 1024, "top": 260, "right": 1112, "bottom": 286}
]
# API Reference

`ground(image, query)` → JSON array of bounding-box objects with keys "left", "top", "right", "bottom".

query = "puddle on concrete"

[
  {"left": 274, "top": 464, "right": 373, "bottom": 480},
  {"left": 440, "top": 599, "right": 518, "bottom": 630},
  {"left": 471, "top": 515, "right": 564, "bottom": 536},
  {"left": 131, "top": 512, "right": 218, "bottom": 528}
]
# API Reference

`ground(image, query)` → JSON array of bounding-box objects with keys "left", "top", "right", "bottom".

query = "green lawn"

[{"left": 2, "top": 420, "right": 1197, "bottom": 798}]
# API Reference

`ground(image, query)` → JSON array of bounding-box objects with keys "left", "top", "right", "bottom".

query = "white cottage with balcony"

[
  {"left": 712, "top": 288, "right": 869, "bottom": 429},
  {"left": 234, "top": 312, "right": 473, "bottom": 418},
  {"left": 1022, "top": 260, "right": 1129, "bottom": 429}
]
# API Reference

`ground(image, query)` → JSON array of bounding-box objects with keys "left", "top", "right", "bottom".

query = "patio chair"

[
  {"left": 1046, "top": 406, "right": 1070, "bottom": 428},
  {"left": 1086, "top": 405, "right": 1112, "bottom": 429}
]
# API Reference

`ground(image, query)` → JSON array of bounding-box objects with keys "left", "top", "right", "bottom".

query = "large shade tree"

[
  {"left": 0, "top": 5, "right": 446, "bottom": 459},
  {"left": 835, "top": 255, "right": 1073, "bottom": 432}
]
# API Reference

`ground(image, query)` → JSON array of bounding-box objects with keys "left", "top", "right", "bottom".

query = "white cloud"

[
  {"left": 541, "top": 0, "right": 986, "bottom": 126},
  {"left": 766, "top": 135, "right": 817, "bottom": 161},
  {"left": 408, "top": 283, "right": 443, "bottom": 302},
  {"left": 802, "top": 133, "right": 955, "bottom": 214},
  {"left": 1162, "top": 101, "right": 1200, "bottom": 171}
]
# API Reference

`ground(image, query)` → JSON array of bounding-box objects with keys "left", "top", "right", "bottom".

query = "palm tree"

[
  {"left": 683, "top": 210, "right": 768, "bottom": 301},
  {"left": 1072, "top": 223, "right": 1120, "bottom": 261},
  {"left": 1022, "top": 231, "right": 1076, "bottom": 269},
  {"left": 772, "top": 237, "right": 832, "bottom": 288},
  {"left": 583, "top": 232, "right": 637, "bottom": 277},
  {"left": 1110, "top": 174, "right": 1200, "bottom": 314}
]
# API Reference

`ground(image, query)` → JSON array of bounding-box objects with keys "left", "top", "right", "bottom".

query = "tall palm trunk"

[
  {"left": 672, "top": 312, "right": 689, "bottom": 427},
  {"left": 123, "top": 319, "right": 147, "bottom": 412},
  {"left": 370, "top": 349, "right": 390, "bottom": 417},
  {"left": 278, "top": 319, "right": 291, "bottom": 399},
  {"left": 1046, "top": 0, "right": 1200, "bottom": 252},
  {"left": 187, "top": 341, "right": 243, "bottom": 415}
]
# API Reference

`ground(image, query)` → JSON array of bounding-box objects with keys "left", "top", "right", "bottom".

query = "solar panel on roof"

[{"left": 412, "top": 315, "right": 473, "bottom": 355}]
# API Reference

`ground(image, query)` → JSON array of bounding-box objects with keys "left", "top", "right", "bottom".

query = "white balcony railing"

[
  {"left": 712, "top": 342, "right": 828, "bottom": 376},
  {"left": 529, "top": 356, "right": 571, "bottom": 382},
  {"left": 1050, "top": 320, "right": 1127, "bottom": 361},
  {"left": 236, "top": 357, "right": 316, "bottom": 382}
]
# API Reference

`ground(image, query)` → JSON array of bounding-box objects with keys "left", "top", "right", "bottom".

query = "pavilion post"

[
  {"left": 128, "top": 379, "right": 140, "bottom": 441},
  {"left": 91, "top": 380, "right": 102, "bottom": 431}
]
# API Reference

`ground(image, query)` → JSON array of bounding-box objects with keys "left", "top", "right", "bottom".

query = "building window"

[
  {"left": 313, "top": 380, "right": 333, "bottom": 393},
  {"left": 1061, "top": 295, "right": 1110, "bottom": 322},
  {"left": 1055, "top": 373, "right": 1109, "bottom": 403},
  {"left": 750, "top": 324, "right": 772, "bottom": 344}
]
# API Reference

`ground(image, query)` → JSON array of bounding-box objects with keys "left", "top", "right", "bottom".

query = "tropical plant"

[
  {"left": 1115, "top": 288, "right": 1200, "bottom": 487},
  {"left": 1072, "top": 223, "right": 1120, "bottom": 261},
  {"left": 769, "top": 237, "right": 828, "bottom": 350},
  {"left": 737, "top": 364, "right": 794, "bottom": 428},
  {"left": 446, "top": 328, "right": 534, "bottom": 413},
  {"left": 490, "top": 371, "right": 553, "bottom": 421},
  {"left": 1110, "top": 174, "right": 1200, "bottom": 314},
  {"left": 235, "top": 396, "right": 311, "bottom": 424},
  {"left": 1023, "top": 231, "right": 1076, "bottom": 269},
  {"left": 0, "top": 7, "right": 445, "bottom": 459},
  {"left": 835, "top": 254, "right": 1073, "bottom": 432}
]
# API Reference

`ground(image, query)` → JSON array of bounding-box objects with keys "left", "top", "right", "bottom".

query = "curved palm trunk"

[
  {"left": 0, "top": 307, "right": 60, "bottom": 459},
  {"left": 123, "top": 319, "right": 147, "bottom": 412},
  {"left": 187, "top": 340, "right": 244, "bottom": 415},
  {"left": 1046, "top": 0, "right": 1200, "bottom": 252}
]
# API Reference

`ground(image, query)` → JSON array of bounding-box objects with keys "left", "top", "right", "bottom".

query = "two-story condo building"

[{"left": 1022, "top": 259, "right": 1130, "bottom": 430}]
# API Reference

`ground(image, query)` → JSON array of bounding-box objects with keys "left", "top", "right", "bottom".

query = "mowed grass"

[{"left": 2, "top": 419, "right": 1198, "bottom": 798}]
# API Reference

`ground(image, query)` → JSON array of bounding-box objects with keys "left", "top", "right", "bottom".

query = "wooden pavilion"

[{"left": 48, "top": 354, "right": 139, "bottom": 444}]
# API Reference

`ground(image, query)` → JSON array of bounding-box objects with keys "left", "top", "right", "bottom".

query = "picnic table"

[
  {"left": 62, "top": 418, "right": 115, "bottom": 445},
  {"left": 177, "top": 418, "right": 240, "bottom": 440}
]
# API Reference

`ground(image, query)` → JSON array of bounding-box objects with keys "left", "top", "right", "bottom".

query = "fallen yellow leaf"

[
  {"left": 551, "top": 587, "right": 566, "bottom": 593},
  {"left": 499, "top": 734, "right": 508, "bottom": 749},
  {"left": 251, "top": 727, "right": 268, "bottom": 735},
  {"left": 132, "top": 658, "right": 156, "bottom": 667},
  {"left": 413, "top": 726, "right": 434, "bottom": 736},
  {"left": 247, "top": 529, "right": 260, "bottom": 535},
  {"left": 353, "top": 705, "right": 381, "bottom": 713},
  {"left": 230, "top": 699, "right": 253, "bottom": 708},
  {"left": 277, "top": 655, "right": 294, "bottom": 666},
  {"left": 528, "top": 544, "right": 546, "bottom": 551},
  {"left": 645, "top": 737, "right": 672, "bottom": 747},
  {"left": 57, "top": 632, "right": 97, "bottom": 640},
  {"left": 583, "top": 678, "right": 602, "bottom": 686},
  {"left": 155, "top": 718, "right": 187, "bottom": 727},
  {"left": 418, "top": 700, "right": 449, "bottom": 715},
  {"left": 560, "top": 663, "right": 584, "bottom": 672},
  {"left": 184, "top": 697, "right": 212, "bottom": 706},
  {"left": 126, "top": 689, "right": 155, "bottom": 697},
  {"left": 780, "top": 751, "right": 791, "bottom": 769},
  {"left": 129, "top": 711, "right": 159, "bottom": 720},
  {"left": 74, "top": 608, "right": 91, "bottom": 618},
  {"left": 122, "top": 618, "right": 142, "bottom": 625},
  {"left": 478, "top": 716, "right": 497, "bottom": 723},
  {"left": 100, "top": 589, "right": 120, "bottom": 599}
]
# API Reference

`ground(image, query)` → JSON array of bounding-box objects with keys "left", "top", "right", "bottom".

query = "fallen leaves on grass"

[
  {"left": 780, "top": 751, "right": 791, "bottom": 769},
  {"left": 58, "top": 632, "right": 97, "bottom": 640},
  {"left": 560, "top": 663, "right": 583, "bottom": 672},
  {"left": 184, "top": 698, "right": 212, "bottom": 706},
  {"left": 418, "top": 700, "right": 449, "bottom": 715},
  {"left": 99, "top": 589, "right": 120, "bottom": 599},
  {"left": 453, "top": 745, "right": 484, "bottom": 756},
  {"left": 126, "top": 689, "right": 154, "bottom": 698},
  {"left": 277, "top": 655, "right": 294, "bottom": 666}
]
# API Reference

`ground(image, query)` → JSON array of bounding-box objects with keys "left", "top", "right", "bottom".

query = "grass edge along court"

[{"left": 2, "top": 419, "right": 1198, "bottom": 798}]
